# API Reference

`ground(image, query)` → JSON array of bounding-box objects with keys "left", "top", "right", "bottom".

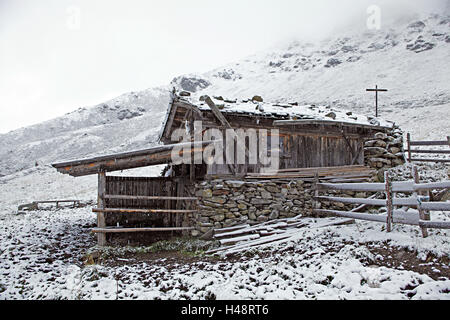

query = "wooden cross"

[{"left": 366, "top": 85, "right": 388, "bottom": 117}]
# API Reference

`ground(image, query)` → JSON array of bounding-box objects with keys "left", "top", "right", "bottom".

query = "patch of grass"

[{"left": 85, "top": 237, "right": 221, "bottom": 261}]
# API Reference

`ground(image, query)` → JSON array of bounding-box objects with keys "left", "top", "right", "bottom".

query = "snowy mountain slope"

[
  {"left": 0, "top": 14, "right": 449, "bottom": 177},
  {"left": 0, "top": 86, "right": 171, "bottom": 176},
  {"left": 179, "top": 14, "right": 450, "bottom": 114}
]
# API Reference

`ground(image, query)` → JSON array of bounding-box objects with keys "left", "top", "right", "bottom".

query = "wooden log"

[
  {"left": 103, "top": 195, "right": 198, "bottom": 201},
  {"left": 418, "top": 220, "right": 450, "bottom": 229},
  {"left": 92, "top": 227, "right": 195, "bottom": 233},
  {"left": 92, "top": 208, "right": 197, "bottom": 214},
  {"left": 219, "top": 234, "right": 260, "bottom": 245}
]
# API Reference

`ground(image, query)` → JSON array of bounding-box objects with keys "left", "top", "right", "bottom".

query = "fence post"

[
  {"left": 384, "top": 171, "right": 393, "bottom": 232},
  {"left": 97, "top": 171, "right": 107, "bottom": 246},
  {"left": 314, "top": 172, "right": 320, "bottom": 212},
  {"left": 413, "top": 166, "right": 429, "bottom": 238},
  {"left": 406, "top": 133, "right": 412, "bottom": 162}
]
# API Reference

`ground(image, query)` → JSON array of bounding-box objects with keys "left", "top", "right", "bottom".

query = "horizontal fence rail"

[{"left": 406, "top": 133, "right": 450, "bottom": 163}]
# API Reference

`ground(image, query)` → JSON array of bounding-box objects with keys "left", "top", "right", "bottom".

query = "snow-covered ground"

[
  {"left": 0, "top": 204, "right": 448, "bottom": 299},
  {"left": 0, "top": 14, "right": 449, "bottom": 299}
]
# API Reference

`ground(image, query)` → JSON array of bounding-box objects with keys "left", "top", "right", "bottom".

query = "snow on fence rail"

[
  {"left": 406, "top": 133, "right": 450, "bottom": 163},
  {"left": 314, "top": 165, "right": 450, "bottom": 237}
]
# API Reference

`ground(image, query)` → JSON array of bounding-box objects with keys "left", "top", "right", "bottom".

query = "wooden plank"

[
  {"left": 406, "top": 149, "right": 450, "bottom": 154},
  {"left": 410, "top": 140, "right": 450, "bottom": 146},
  {"left": 203, "top": 96, "right": 236, "bottom": 175},
  {"left": 103, "top": 195, "right": 197, "bottom": 201},
  {"left": 410, "top": 158, "right": 450, "bottom": 163},
  {"left": 213, "top": 224, "right": 251, "bottom": 235},
  {"left": 272, "top": 119, "right": 392, "bottom": 129},
  {"left": 219, "top": 234, "right": 260, "bottom": 245},
  {"left": 418, "top": 220, "right": 450, "bottom": 229},
  {"left": 313, "top": 209, "right": 420, "bottom": 226},
  {"left": 317, "top": 181, "right": 450, "bottom": 192},
  {"left": 92, "top": 227, "right": 195, "bottom": 233},
  {"left": 407, "top": 133, "right": 412, "bottom": 162},
  {"left": 316, "top": 195, "right": 449, "bottom": 210},
  {"left": 92, "top": 208, "right": 197, "bottom": 214}
]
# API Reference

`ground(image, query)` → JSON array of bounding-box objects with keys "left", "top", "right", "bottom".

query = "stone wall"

[
  {"left": 364, "top": 124, "right": 406, "bottom": 176},
  {"left": 192, "top": 179, "right": 371, "bottom": 236}
]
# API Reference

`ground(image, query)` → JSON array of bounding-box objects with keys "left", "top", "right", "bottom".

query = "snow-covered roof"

[{"left": 177, "top": 94, "right": 394, "bottom": 128}]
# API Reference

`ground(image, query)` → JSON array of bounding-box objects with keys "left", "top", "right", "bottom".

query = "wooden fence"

[
  {"left": 314, "top": 166, "right": 450, "bottom": 237},
  {"left": 406, "top": 133, "right": 450, "bottom": 163},
  {"left": 92, "top": 175, "right": 197, "bottom": 244}
]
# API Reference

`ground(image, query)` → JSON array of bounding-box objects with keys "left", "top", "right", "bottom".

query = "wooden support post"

[
  {"left": 97, "top": 171, "right": 107, "bottom": 246},
  {"left": 384, "top": 171, "right": 393, "bottom": 232},
  {"left": 413, "top": 166, "right": 429, "bottom": 238},
  {"left": 204, "top": 96, "right": 236, "bottom": 175},
  {"left": 314, "top": 172, "right": 320, "bottom": 212},
  {"left": 406, "top": 133, "right": 412, "bottom": 162}
]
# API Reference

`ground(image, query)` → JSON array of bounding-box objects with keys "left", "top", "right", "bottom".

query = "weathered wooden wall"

[
  {"left": 104, "top": 176, "right": 193, "bottom": 229},
  {"left": 205, "top": 131, "right": 363, "bottom": 176},
  {"left": 164, "top": 102, "right": 372, "bottom": 177}
]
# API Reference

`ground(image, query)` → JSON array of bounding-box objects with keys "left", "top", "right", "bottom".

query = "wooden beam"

[
  {"left": 317, "top": 181, "right": 450, "bottom": 192},
  {"left": 204, "top": 96, "right": 232, "bottom": 128},
  {"left": 92, "top": 227, "right": 195, "bottom": 233},
  {"left": 409, "top": 140, "right": 450, "bottom": 146},
  {"left": 418, "top": 220, "right": 450, "bottom": 229},
  {"left": 407, "top": 133, "right": 412, "bottom": 162},
  {"left": 406, "top": 149, "right": 450, "bottom": 154},
  {"left": 92, "top": 208, "right": 197, "bottom": 214},
  {"left": 409, "top": 158, "right": 450, "bottom": 163},
  {"left": 204, "top": 96, "right": 236, "bottom": 175},
  {"left": 97, "top": 172, "right": 107, "bottom": 246},
  {"left": 52, "top": 140, "right": 219, "bottom": 176},
  {"left": 315, "top": 195, "right": 449, "bottom": 210},
  {"left": 413, "top": 166, "right": 428, "bottom": 238},
  {"left": 103, "top": 195, "right": 197, "bottom": 201},
  {"left": 384, "top": 171, "right": 393, "bottom": 232},
  {"left": 273, "top": 119, "right": 392, "bottom": 130}
]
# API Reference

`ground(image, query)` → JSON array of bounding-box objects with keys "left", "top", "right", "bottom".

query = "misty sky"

[{"left": 0, "top": 0, "right": 447, "bottom": 133}]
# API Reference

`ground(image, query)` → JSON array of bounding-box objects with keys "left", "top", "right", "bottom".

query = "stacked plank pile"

[
  {"left": 206, "top": 216, "right": 354, "bottom": 256},
  {"left": 245, "top": 165, "right": 375, "bottom": 183}
]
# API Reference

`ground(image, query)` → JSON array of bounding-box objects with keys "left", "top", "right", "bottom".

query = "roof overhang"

[{"left": 52, "top": 140, "right": 218, "bottom": 177}]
